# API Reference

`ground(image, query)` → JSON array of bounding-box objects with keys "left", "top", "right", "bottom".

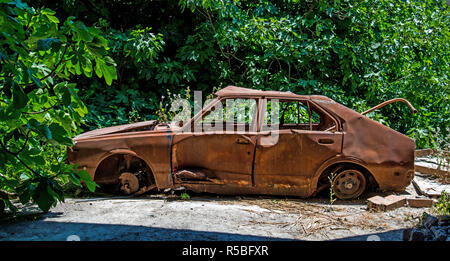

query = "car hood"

[{"left": 74, "top": 120, "right": 158, "bottom": 140}]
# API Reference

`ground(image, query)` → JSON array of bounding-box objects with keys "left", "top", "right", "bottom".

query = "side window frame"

[
  {"left": 308, "top": 100, "right": 340, "bottom": 132},
  {"left": 259, "top": 97, "right": 340, "bottom": 132},
  {"left": 191, "top": 97, "right": 260, "bottom": 133}
]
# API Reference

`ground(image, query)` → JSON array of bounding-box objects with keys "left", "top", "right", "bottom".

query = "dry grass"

[{"left": 227, "top": 197, "right": 421, "bottom": 237}]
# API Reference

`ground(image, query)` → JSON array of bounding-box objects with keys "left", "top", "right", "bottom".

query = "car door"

[
  {"left": 253, "top": 98, "right": 343, "bottom": 196},
  {"left": 172, "top": 98, "right": 259, "bottom": 186}
]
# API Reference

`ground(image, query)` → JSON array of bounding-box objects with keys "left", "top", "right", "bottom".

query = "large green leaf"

[
  {"left": 73, "top": 21, "right": 93, "bottom": 42},
  {"left": 101, "top": 63, "right": 117, "bottom": 86},
  {"left": 49, "top": 123, "right": 73, "bottom": 146},
  {"left": 12, "top": 84, "right": 28, "bottom": 109},
  {"left": 76, "top": 170, "right": 98, "bottom": 192},
  {"left": 36, "top": 38, "right": 61, "bottom": 51},
  {"left": 94, "top": 58, "right": 117, "bottom": 85},
  {"left": 32, "top": 181, "right": 54, "bottom": 212},
  {"left": 62, "top": 86, "right": 71, "bottom": 106}
]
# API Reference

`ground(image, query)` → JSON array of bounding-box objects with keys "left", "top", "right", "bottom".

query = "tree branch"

[
  {"left": 22, "top": 102, "right": 59, "bottom": 115},
  {"left": 194, "top": 7, "right": 209, "bottom": 20},
  {"left": 205, "top": 10, "right": 231, "bottom": 66},
  {"left": 15, "top": 130, "right": 30, "bottom": 155},
  {"left": 0, "top": 130, "right": 30, "bottom": 156},
  {"left": 20, "top": 44, "right": 69, "bottom": 87},
  {"left": 0, "top": 139, "right": 41, "bottom": 177}
]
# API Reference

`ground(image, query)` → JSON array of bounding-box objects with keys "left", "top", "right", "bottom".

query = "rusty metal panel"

[
  {"left": 172, "top": 132, "right": 256, "bottom": 186},
  {"left": 74, "top": 120, "right": 157, "bottom": 140},
  {"left": 313, "top": 98, "right": 415, "bottom": 191},
  {"left": 69, "top": 131, "right": 174, "bottom": 189},
  {"left": 253, "top": 130, "right": 343, "bottom": 196}
]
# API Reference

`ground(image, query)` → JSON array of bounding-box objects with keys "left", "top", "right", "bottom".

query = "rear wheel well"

[
  {"left": 94, "top": 154, "right": 155, "bottom": 187},
  {"left": 316, "top": 162, "right": 378, "bottom": 193}
]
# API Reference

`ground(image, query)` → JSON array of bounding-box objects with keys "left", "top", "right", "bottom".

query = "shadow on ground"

[
  {"left": 0, "top": 221, "right": 297, "bottom": 241},
  {"left": 0, "top": 219, "right": 406, "bottom": 241}
]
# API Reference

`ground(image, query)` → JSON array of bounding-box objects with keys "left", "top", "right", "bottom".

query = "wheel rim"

[
  {"left": 119, "top": 172, "right": 139, "bottom": 194},
  {"left": 332, "top": 169, "right": 366, "bottom": 199}
]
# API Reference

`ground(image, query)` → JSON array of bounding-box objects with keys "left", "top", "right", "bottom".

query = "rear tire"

[{"left": 332, "top": 169, "right": 366, "bottom": 200}]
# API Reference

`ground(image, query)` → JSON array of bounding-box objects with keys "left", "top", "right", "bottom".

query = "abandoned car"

[{"left": 67, "top": 86, "right": 417, "bottom": 199}]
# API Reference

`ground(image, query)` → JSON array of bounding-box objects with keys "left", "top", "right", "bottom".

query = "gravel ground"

[{"left": 0, "top": 180, "right": 441, "bottom": 241}]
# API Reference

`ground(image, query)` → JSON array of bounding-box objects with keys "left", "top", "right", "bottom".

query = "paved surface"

[{"left": 0, "top": 184, "right": 436, "bottom": 241}]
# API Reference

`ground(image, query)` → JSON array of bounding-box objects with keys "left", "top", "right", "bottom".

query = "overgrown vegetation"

[
  {"left": 0, "top": 0, "right": 109, "bottom": 212},
  {"left": 0, "top": 0, "right": 448, "bottom": 213},
  {"left": 433, "top": 191, "right": 450, "bottom": 216}
]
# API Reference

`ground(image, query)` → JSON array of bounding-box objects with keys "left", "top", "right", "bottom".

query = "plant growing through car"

[
  {"left": 328, "top": 172, "right": 338, "bottom": 208},
  {"left": 181, "top": 192, "right": 191, "bottom": 200}
]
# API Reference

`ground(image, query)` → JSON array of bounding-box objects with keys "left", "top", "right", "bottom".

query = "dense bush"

[
  {"left": 44, "top": 0, "right": 448, "bottom": 147},
  {"left": 1, "top": 0, "right": 448, "bottom": 212}
]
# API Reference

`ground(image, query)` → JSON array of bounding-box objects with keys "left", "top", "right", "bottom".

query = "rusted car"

[{"left": 67, "top": 86, "right": 417, "bottom": 199}]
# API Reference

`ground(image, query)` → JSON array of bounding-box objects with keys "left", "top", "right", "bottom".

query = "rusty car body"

[{"left": 67, "top": 86, "right": 416, "bottom": 199}]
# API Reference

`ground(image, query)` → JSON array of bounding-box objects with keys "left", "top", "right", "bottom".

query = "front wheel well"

[
  {"left": 94, "top": 153, "right": 155, "bottom": 186},
  {"left": 316, "top": 162, "right": 378, "bottom": 193}
]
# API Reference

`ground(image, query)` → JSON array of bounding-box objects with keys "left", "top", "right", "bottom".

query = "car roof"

[
  {"left": 214, "top": 86, "right": 358, "bottom": 121},
  {"left": 215, "top": 86, "right": 328, "bottom": 100}
]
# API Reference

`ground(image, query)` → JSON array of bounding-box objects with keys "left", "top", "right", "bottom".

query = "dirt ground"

[{"left": 1, "top": 175, "right": 446, "bottom": 241}]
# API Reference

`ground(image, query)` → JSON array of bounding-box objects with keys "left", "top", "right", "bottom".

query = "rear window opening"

[{"left": 262, "top": 99, "right": 337, "bottom": 132}]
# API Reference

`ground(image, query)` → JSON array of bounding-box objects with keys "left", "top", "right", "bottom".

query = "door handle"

[
  {"left": 236, "top": 135, "right": 254, "bottom": 145},
  {"left": 236, "top": 137, "right": 250, "bottom": 144},
  {"left": 318, "top": 138, "right": 334, "bottom": 144}
]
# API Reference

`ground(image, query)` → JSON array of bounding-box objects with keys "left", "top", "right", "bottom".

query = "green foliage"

[
  {"left": 77, "top": 25, "right": 165, "bottom": 130},
  {"left": 433, "top": 191, "right": 450, "bottom": 216},
  {"left": 0, "top": 1, "right": 111, "bottom": 212},
  {"left": 180, "top": 192, "right": 191, "bottom": 200},
  {"left": 156, "top": 87, "right": 192, "bottom": 123}
]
